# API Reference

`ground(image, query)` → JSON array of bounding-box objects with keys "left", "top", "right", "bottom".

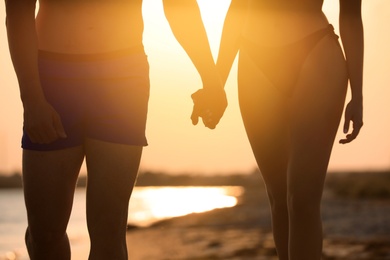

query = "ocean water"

[{"left": 0, "top": 186, "right": 243, "bottom": 260}]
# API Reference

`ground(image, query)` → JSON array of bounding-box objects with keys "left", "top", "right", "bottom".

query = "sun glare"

[{"left": 196, "top": 0, "right": 231, "bottom": 57}]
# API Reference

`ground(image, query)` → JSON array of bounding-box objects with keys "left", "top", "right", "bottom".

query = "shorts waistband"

[{"left": 38, "top": 45, "right": 145, "bottom": 62}]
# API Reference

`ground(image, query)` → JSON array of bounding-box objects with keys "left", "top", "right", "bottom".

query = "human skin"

[
  {"left": 5, "top": 0, "right": 225, "bottom": 259},
  {"left": 216, "top": 0, "right": 363, "bottom": 259}
]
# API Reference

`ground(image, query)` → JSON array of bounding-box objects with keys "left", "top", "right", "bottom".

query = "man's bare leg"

[
  {"left": 85, "top": 139, "right": 142, "bottom": 260},
  {"left": 23, "top": 146, "right": 85, "bottom": 260}
]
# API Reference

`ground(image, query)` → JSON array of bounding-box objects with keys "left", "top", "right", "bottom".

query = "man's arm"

[
  {"left": 5, "top": 0, "right": 66, "bottom": 143},
  {"left": 163, "top": 0, "right": 227, "bottom": 128},
  {"left": 6, "top": 0, "right": 42, "bottom": 104},
  {"left": 163, "top": 0, "right": 219, "bottom": 89},
  {"left": 339, "top": 0, "right": 364, "bottom": 144}
]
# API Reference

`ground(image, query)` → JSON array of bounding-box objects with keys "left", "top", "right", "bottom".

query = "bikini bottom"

[{"left": 240, "top": 24, "right": 339, "bottom": 97}]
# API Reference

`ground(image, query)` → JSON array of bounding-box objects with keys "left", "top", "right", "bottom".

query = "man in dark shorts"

[{"left": 5, "top": 0, "right": 227, "bottom": 259}]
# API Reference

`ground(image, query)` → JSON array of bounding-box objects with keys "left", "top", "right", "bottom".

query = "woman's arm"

[
  {"left": 216, "top": 0, "right": 248, "bottom": 86},
  {"left": 5, "top": 0, "right": 66, "bottom": 143},
  {"left": 339, "top": 0, "right": 364, "bottom": 144},
  {"left": 163, "top": 0, "right": 227, "bottom": 128}
]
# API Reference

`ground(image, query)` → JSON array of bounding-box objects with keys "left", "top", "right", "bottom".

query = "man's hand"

[
  {"left": 191, "top": 88, "right": 227, "bottom": 129},
  {"left": 23, "top": 100, "right": 67, "bottom": 144}
]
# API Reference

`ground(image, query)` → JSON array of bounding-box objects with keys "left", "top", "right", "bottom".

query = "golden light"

[
  {"left": 197, "top": 0, "right": 231, "bottom": 58},
  {"left": 129, "top": 186, "right": 244, "bottom": 226}
]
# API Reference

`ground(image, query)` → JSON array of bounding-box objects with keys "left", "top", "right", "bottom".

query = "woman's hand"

[
  {"left": 339, "top": 98, "right": 363, "bottom": 144},
  {"left": 23, "top": 100, "right": 67, "bottom": 144}
]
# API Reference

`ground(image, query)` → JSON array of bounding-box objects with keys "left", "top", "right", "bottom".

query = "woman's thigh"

[
  {"left": 237, "top": 51, "right": 290, "bottom": 191},
  {"left": 237, "top": 34, "right": 348, "bottom": 193},
  {"left": 288, "top": 35, "right": 348, "bottom": 198}
]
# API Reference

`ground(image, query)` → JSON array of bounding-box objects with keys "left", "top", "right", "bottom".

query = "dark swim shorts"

[{"left": 22, "top": 46, "right": 150, "bottom": 151}]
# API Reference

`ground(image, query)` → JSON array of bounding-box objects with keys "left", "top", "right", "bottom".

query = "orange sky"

[{"left": 0, "top": 0, "right": 389, "bottom": 175}]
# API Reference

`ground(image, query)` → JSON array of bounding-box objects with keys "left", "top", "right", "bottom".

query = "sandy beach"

[
  {"left": 13, "top": 185, "right": 390, "bottom": 260},
  {"left": 125, "top": 186, "right": 390, "bottom": 260},
  {"left": 2, "top": 172, "right": 389, "bottom": 260}
]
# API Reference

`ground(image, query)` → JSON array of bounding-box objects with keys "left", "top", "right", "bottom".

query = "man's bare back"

[{"left": 37, "top": 0, "right": 144, "bottom": 53}]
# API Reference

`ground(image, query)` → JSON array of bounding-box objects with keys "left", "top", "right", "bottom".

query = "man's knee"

[
  {"left": 26, "top": 227, "right": 70, "bottom": 260},
  {"left": 27, "top": 226, "right": 67, "bottom": 246}
]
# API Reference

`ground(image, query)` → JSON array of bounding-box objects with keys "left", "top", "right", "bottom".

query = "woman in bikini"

[{"left": 210, "top": 0, "right": 364, "bottom": 259}]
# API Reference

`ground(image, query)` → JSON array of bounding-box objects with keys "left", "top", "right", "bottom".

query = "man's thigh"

[{"left": 23, "top": 146, "right": 84, "bottom": 230}]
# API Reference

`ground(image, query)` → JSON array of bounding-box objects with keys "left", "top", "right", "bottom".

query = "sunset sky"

[{"left": 0, "top": 0, "right": 389, "bottom": 175}]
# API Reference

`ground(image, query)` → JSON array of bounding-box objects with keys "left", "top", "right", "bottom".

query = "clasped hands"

[{"left": 190, "top": 87, "right": 227, "bottom": 129}]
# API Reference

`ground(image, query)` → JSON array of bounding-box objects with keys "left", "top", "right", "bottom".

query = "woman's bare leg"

[
  {"left": 237, "top": 33, "right": 348, "bottom": 259},
  {"left": 23, "top": 146, "right": 85, "bottom": 260},
  {"left": 85, "top": 139, "right": 142, "bottom": 260},
  {"left": 287, "top": 36, "right": 348, "bottom": 260},
  {"left": 237, "top": 50, "right": 290, "bottom": 260}
]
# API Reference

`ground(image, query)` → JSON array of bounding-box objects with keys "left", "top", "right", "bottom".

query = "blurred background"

[
  {"left": 0, "top": 0, "right": 389, "bottom": 176},
  {"left": 0, "top": 1, "right": 389, "bottom": 259}
]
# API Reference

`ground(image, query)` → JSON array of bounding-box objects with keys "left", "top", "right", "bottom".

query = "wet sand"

[{"left": 125, "top": 187, "right": 390, "bottom": 260}]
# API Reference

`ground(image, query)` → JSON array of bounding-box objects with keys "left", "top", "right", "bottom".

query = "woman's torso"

[
  {"left": 36, "top": 0, "right": 144, "bottom": 53},
  {"left": 242, "top": 0, "right": 330, "bottom": 46}
]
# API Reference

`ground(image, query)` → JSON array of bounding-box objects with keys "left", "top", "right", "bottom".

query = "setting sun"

[
  {"left": 0, "top": 1, "right": 389, "bottom": 259},
  {"left": 0, "top": 0, "right": 389, "bottom": 174}
]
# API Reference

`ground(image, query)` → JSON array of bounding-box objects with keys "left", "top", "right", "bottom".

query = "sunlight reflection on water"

[
  {"left": 128, "top": 186, "right": 244, "bottom": 226},
  {"left": 0, "top": 186, "right": 244, "bottom": 259}
]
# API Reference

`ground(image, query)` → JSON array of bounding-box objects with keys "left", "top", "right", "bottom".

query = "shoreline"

[
  {"left": 2, "top": 171, "right": 390, "bottom": 259},
  {"left": 125, "top": 187, "right": 390, "bottom": 260}
]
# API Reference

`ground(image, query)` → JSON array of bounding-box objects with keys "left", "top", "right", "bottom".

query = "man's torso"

[{"left": 36, "top": 0, "right": 144, "bottom": 53}]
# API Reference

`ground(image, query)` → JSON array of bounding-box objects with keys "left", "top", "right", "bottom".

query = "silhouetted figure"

[
  {"left": 196, "top": 0, "right": 364, "bottom": 259},
  {"left": 5, "top": 0, "right": 226, "bottom": 259}
]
